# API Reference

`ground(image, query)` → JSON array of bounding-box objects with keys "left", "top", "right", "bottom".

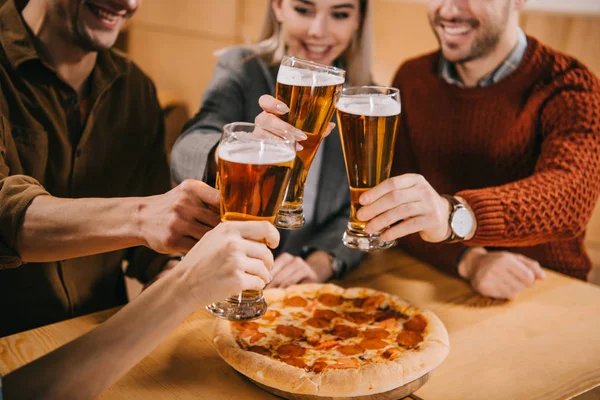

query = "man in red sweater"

[{"left": 357, "top": 0, "right": 600, "bottom": 299}]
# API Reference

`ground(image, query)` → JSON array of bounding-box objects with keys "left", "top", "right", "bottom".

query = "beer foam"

[
  {"left": 219, "top": 142, "right": 295, "bottom": 165},
  {"left": 277, "top": 65, "right": 344, "bottom": 87},
  {"left": 337, "top": 94, "right": 401, "bottom": 117}
]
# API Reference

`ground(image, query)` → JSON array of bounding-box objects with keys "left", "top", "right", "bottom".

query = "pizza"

[{"left": 213, "top": 283, "right": 449, "bottom": 397}]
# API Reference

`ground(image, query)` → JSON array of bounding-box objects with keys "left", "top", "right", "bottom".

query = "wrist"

[
  {"left": 133, "top": 196, "right": 150, "bottom": 247},
  {"left": 167, "top": 261, "right": 201, "bottom": 313},
  {"left": 455, "top": 196, "right": 477, "bottom": 240},
  {"left": 458, "top": 247, "right": 487, "bottom": 279},
  {"left": 306, "top": 251, "right": 335, "bottom": 282}
]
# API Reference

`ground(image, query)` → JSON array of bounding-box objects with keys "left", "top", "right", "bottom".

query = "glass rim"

[
  {"left": 222, "top": 122, "right": 296, "bottom": 146},
  {"left": 341, "top": 86, "right": 400, "bottom": 98},
  {"left": 281, "top": 55, "right": 345, "bottom": 76}
]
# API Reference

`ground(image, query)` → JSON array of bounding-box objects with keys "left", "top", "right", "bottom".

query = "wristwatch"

[
  {"left": 300, "top": 246, "right": 346, "bottom": 279},
  {"left": 442, "top": 195, "right": 475, "bottom": 242}
]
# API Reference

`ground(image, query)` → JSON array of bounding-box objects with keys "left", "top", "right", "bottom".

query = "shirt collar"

[{"left": 439, "top": 28, "right": 528, "bottom": 88}]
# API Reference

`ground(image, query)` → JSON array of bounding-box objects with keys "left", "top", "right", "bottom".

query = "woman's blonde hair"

[{"left": 248, "top": 0, "right": 372, "bottom": 86}]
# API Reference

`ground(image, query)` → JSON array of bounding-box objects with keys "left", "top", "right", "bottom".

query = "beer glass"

[
  {"left": 275, "top": 56, "right": 345, "bottom": 229},
  {"left": 336, "top": 86, "right": 401, "bottom": 251},
  {"left": 206, "top": 122, "right": 295, "bottom": 320}
]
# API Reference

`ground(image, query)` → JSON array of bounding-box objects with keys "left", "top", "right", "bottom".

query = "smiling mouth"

[
  {"left": 301, "top": 42, "right": 333, "bottom": 56},
  {"left": 85, "top": 2, "right": 126, "bottom": 23}
]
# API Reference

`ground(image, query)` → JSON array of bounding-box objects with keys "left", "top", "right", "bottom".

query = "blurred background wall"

[{"left": 119, "top": 0, "right": 600, "bottom": 270}]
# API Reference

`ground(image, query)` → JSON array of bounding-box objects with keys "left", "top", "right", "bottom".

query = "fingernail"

[
  {"left": 269, "top": 273, "right": 273, "bottom": 281},
  {"left": 276, "top": 103, "right": 290, "bottom": 114},
  {"left": 296, "top": 144, "right": 304, "bottom": 151},
  {"left": 295, "top": 129, "right": 307, "bottom": 140},
  {"left": 359, "top": 195, "right": 369, "bottom": 205}
]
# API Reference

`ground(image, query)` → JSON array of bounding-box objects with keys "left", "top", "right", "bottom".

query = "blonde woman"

[{"left": 171, "top": 0, "right": 372, "bottom": 287}]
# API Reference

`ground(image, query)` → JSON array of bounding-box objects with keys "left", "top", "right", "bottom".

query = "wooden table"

[{"left": 2, "top": 250, "right": 600, "bottom": 400}]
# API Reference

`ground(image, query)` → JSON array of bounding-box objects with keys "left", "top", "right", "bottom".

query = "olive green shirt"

[{"left": 0, "top": 0, "right": 171, "bottom": 337}]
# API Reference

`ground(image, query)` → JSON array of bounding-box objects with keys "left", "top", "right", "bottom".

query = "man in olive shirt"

[{"left": 0, "top": 0, "right": 219, "bottom": 337}]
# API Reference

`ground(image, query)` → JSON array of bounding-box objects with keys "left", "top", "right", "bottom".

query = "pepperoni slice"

[
  {"left": 352, "top": 298, "right": 366, "bottom": 308},
  {"left": 331, "top": 324, "right": 359, "bottom": 339},
  {"left": 404, "top": 314, "right": 427, "bottom": 332},
  {"left": 314, "top": 340, "right": 339, "bottom": 350},
  {"left": 284, "top": 296, "right": 308, "bottom": 307},
  {"left": 238, "top": 329, "right": 257, "bottom": 339},
  {"left": 318, "top": 293, "right": 343, "bottom": 307},
  {"left": 359, "top": 338, "right": 387, "bottom": 350},
  {"left": 231, "top": 321, "right": 259, "bottom": 331},
  {"left": 276, "top": 344, "right": 306, "bottom": 357},
  {"left": 344, "top": 311, "right": 372, "bottom": 324},
  {"left": 362, "top": 295, "right": 385, "bottom": 311},
  {"left": 306, "top": 317, "right": 330, "bottom": 328},
  {"left": 377, "top": 318, "right": 397, "bottom": 330},
  {"left": 249, "top": 332, "right": 266, "bottom": 344},
  {"left": 329, "top": 358, "right": 360, "bottom": 369},
  {"left": 261, "top": 310, "right": 281, "bottom": 322},
  {"left": 362, "top": 328, "right": 389, "bottom": 340},
  {"left": 311, "top": 360, "right": 329, "bottom": 373},
  {"left": 249, "top": 346, "right": 270, "bottom": 356},
  {"left": 396, "top": 330, "right": 424, "bottom": 348},
  {"left": 276, "top": 325, "right": 305, "bottom": 339},
  {"left": 337, "top": 344, "right": 364, "bottom": 356},
  {"left": 281, "top": 357, "right": 307, "bottom": 369},
  {"left": 314, "top": 309, "right": 339, "bottom": 321},
  {"left": 374, "top": 310, "right": 398, "bottom": 322},
  {"left": 382, "top": 348, "right": 401, "bottom": 360}
]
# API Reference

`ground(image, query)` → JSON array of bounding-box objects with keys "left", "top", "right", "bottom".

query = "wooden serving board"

[{"left": 248, "top": 372, "right": 430, "bottom": 400}]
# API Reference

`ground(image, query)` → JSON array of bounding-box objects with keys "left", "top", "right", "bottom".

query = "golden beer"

[
  {"left": 206, "top": 123, "right": 295, "bottom": 321},
  {"left": 219, "top": 142, "right": 294, "bottom": 223},
  {"left": 275, "top": 58, "right": 345, "bottom": 229},
  {"left": 337, "top": 87, "right": 401, "bottom": 251}
]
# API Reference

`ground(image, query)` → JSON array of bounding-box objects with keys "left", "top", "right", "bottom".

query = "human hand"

[
  {"left": 255, "top": 95, "right": 336, "bottom": 143},
  {"left": 266, "top": 253, "right": 318, "bottom": 288},
  {"left": 357, "top": 174, "right": 452, "bottom": 243},
  {"left": 459, "top": 247, "right": 546, "bottom": 299},
  {"left": 137, "top": 180, "right": 220, "bottom": 253},
  {"left": 176, "top": 221, "right": 280, "bottom": 307}
]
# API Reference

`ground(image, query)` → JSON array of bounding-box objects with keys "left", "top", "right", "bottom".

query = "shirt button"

[
  {"left": 76, "top": 149, "right": 82, "bottom": 157},
  {"left": 70, "top": 97, "right": 78, "bottom": 106}
]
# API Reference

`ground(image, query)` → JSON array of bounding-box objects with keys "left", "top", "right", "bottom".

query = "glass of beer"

[
  {"left": 275, "top": 56, "right": 345, "bottom": 229},
  {"left": 205, "top": 122, "right": 296, "bottom": 320},
  {"left": 336, "top": 86, "right": 401, "bottom": 251}
]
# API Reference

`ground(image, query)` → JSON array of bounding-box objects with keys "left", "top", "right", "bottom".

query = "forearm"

[
  {"left": 16, "top": 195, "right": 144, "bottom": 263},
  {"left": 2, "top": 266, "right": 195, "bottom": 400},
  {"left": 459, "top": 170, "right": 598, "bottom": 247}
]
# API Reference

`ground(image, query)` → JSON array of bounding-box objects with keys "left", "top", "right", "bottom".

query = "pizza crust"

[{"left": 213, "top": 283, "right": 450, "bottom": 397}]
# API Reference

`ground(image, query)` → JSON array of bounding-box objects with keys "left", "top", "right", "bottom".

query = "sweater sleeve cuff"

[
  {"left": 457, "top": 189, "right": 506, "bottom": 242},
  {"left": 170, "top": 130, "right": 221, "bottom": 184},
  {"left": 0, "top": 175, "right": 49, "bottom": 269}
]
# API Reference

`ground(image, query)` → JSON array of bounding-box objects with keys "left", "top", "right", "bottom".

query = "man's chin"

[{"left": 76, "top": 31, "right": 118, "bottom": 52}]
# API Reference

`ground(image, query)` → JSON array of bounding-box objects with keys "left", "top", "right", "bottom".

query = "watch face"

[{"left": 451, "top": 207, "right": 473, "bottom": 238}]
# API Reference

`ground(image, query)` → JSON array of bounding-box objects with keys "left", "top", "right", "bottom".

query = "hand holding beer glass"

[
  {"left": 206, "top": 122, "right": 295, "bottom": 320},
  {"left": 274, "top": 56, "right": 345, "bottom": 229},
  {"left": 336, "top": 86, "right": 401, "bottom": 251}
]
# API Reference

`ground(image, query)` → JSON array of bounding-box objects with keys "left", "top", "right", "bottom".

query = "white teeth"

[
  {"left": 306, "top": 45, "right": 329, "bottom": 54},
  {"left": 89, "top": 5, "right": 119, "bottom": 22},
  {"left": 442, "top": 24, "right": 471, "bottom": 35}
]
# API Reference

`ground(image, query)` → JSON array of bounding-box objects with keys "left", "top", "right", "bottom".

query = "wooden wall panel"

[
  {"left": 372, "top": 1, "right": 437, "bottom": 85},
  {"left": 128, "top": 27, "right": 234, "bottom": 112},
  {"left": 521, "top": 12, "right": 600, "bottom": 76},
  {"left": 241, "top": 0, "right": 269, "bottom": 44},
  {"left": 134, "top": 0, "right": 239, "bottom": 39}
]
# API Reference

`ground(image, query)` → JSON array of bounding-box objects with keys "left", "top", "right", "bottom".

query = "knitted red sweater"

[{"left": 392, "top": 37, "right": 600, "bottom": 280}]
